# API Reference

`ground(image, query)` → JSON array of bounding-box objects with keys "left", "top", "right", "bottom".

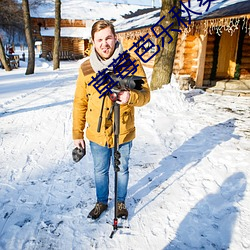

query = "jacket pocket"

[{"left": 120, "top": 106, "right": 134, "bottom": 134}]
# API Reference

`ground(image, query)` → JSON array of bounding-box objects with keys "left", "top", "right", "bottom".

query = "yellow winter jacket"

[{"left": 72, "top": 55, "right": 150, "bottom": 148}]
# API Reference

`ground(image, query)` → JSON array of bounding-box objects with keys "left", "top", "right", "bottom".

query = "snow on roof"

[
  {"left": 195, "top": 0, "right": 250, "bottom": 20},
  {"left": 30, "top": 0, "right": 152, "bottom": 20},
  {"left": 114, "top": 9, "right": 160, "bottom": 32},
  {"left": 183, "top": 0, "right": 250, "bottom": 21},
  {"left": 40, "top": 27, "right": 91, "bottom": 39},
  {"left": 114, "top": 0, "right": 250, "bottom": 33}
]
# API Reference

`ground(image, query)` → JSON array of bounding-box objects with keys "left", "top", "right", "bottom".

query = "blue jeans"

[{"left": 90, "top": 141, "right": 132, "bottom": 205}]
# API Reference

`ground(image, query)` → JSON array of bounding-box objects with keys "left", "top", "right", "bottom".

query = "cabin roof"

[
  {"left": 114, "top": 8, "right": 160, "bottom": 33},
  {"left": 114, "top": 0, "right": 250, "bottom": 33},
  {"left": 195, "top": 0, "right": 250, "bottom": 20},
  {"left": 40, "top": 27, "right": 91, "bottom": 39}
]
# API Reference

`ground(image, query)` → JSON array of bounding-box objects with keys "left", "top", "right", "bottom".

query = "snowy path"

[{"left": 0, "top": 59, "right": 250, "bottom": 249}]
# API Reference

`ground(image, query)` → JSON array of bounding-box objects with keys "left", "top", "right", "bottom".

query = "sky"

[{"left": 0, "top": 48, "right": 249, "bottom": 249}]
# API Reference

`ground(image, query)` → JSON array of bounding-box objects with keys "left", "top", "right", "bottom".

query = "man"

[{"left": 72, "top": 20, "right": 150, "bottom": 220}]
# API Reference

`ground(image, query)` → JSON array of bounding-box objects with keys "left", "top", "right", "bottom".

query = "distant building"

[{"left": 30, "top": 0, "right": 151, "bottom": 60}]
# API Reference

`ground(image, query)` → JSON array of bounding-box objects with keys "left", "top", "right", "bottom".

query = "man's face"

[{"left": 93, "top": 27, "right": 117, "bottom": 60}]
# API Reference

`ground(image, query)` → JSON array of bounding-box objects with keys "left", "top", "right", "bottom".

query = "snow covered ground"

[{"left": 0, "top": 49, "right": 250, "bottom": 250}]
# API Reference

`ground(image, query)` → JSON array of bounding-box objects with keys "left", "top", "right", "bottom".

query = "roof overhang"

[{"left": 40, "top": 27, "right": 91, "bottom": 39}]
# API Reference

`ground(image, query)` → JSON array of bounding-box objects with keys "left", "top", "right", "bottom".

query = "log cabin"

[
  {"left": 114, "top": 0, "right": 250, "bottom": 95},
  {"left": 31, "top": 18, "right": 92, "bottom": 60}
]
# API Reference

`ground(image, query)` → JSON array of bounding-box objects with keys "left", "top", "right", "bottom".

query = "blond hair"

[{"left": 91, "top": 20, "right": 116, "bottom": 40}]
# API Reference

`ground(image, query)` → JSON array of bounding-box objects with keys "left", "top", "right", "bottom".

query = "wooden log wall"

[
  {"left": 183, "top": 36, "right": 198, "bottom": 78},
  {"left": 240, "top": 35, "right": 250, "bottom": 79},
  {"left": 32, "top": 18, "right": 86, "bottom": 29},
  {"left": 203, "top": 33, "right": 216, "bottom": 82},
  {"left": 61, "top": 38, "right": 74, "bottom": 52},
  {"left": 41, "top": 37, "right": 86, "bottom": 58},
  {"left": 41, "top": 37, "right": 53, "bottom": 58},
  {"left": 72, "top": 38, "right": 87, "bottom": 56},
  {"left": 173, "top": 34, "right": 199, "bottom": 80},
  {"left": 173, "top": 34, "right": 185, "bottom": 74}
]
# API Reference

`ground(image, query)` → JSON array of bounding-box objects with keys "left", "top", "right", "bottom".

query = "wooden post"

[{"left": 195, "top": 32, "right": 207, "bottom": 88}]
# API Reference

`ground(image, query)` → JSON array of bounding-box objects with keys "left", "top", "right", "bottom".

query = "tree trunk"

[
  {"left": 22, "top": 0, "right": 35, "bottom": 75},
  {"left": 0, "top": 37, "right": 11, "bottom": 71},
  {"left": 53, "top": 0, "right": 61, "bottom": 70},
  {"left": 151, "top": 0, "right": 180, "bottom": 90}
]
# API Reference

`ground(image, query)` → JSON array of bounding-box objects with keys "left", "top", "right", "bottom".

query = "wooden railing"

[{"left": 46, "top": 51, "right": 84, "bottom": 61}]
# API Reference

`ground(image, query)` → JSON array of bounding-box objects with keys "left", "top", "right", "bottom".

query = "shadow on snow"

[
  {"left": 0, "top": 100, "right": 73, "bottom": 117},
  {"left": 127, "top": 118, "right": 243, "bottom": 248},
  {"left": 128, "top": 118, "right": 239, "bottom": 213},
  {"left": 164, "top": 172, "right": 247, "bottom": 249}
]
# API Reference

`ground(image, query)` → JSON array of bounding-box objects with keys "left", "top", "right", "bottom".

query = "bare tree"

[
  {"left": 53, "top": 0, "right": 61, "bottom": 70},
  {"left": 0, "top": 37, "right": 11, "bottom": 71},
  {"left": 0, "top": 0, "right": 23, "bottom": 71},
  {"left": 0, "top": 0, "right": 24, "bottom": 36},
  {"left": 151, "top": 0, "right": 180, "bottom": 90},
  {"left": 22, "top": 0, "right": 35, "bottom": 75}
]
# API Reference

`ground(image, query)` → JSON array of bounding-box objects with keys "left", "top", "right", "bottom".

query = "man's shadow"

[
  {"left": 164, "top": 172, "right": 247, "bottom": 249},
  {"left": 127, "top": 118, "right": 239, "bottom": 216}
]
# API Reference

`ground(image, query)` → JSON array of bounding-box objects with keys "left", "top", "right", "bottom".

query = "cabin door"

[{"left": 216, "top": 30, "right": 239, "bottom": 79}]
